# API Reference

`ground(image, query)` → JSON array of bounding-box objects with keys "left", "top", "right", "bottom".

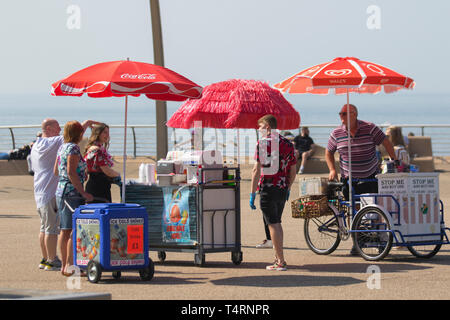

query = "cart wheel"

[
  {"left": 352, "top": 206, "right": 393, "bottom": 261},
  {"left": 139, "top": 259, "right": 155, "bottom": 281},
  {"left": 231, "top": 251, "right": 243, "bottom": 265},
  {"left": 408, "top": 234, "right": 443, "bottom": 259},
  {"left": 112, "top": 271, "right": 121, "bottom": 280},
  {"left": 194, "top": 253, "right": 205, "bottom": 267},
  {"left": 87, "top": 260, "right": 102, "bottom": 283},
  {"left": 304, "top": 214, "right": 341, "bottom": 255},
  {"left": 158, "top": 251, "right": 166, "bottom": 262}
]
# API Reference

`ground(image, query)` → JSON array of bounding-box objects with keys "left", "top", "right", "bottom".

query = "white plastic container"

[
  {"left": 181, "top": 150, "right": 223, "bottom": 184},
  {"left": 138, "top": 163, "right": 156, "bottom": 185},
  {"left": 202, "top": 189, "right": 236, "bottom": 249}
]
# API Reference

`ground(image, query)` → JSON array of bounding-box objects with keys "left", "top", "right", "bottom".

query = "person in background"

[
  {"left": 386, "top": 126, "right": 410, "bottom": 166},
  {"left": 30, "top": 119, "right": 63, "bottom": 271},
  {"left": 54, "top": 120, "right": 97, "bottom": 276},
  {"left": 325, "top": 104, "right": 397, "bottom": 255},
  {"left": 293, "top": 127, "right": 316, "bottom": 174},
  {"left": 84, "top": 123, "right": 121, "bottom": 203},
  {"left": 255, "top": 224, "right": 272, "bottom": 248},
  {"left": 250, "top": 115, "right": 297, "bottom": 271}
]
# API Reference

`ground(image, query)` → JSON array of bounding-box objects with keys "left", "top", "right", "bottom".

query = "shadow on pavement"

[
  {"left": 0, "top": 214, "right": 32, "bottom": 219},
  {"left": 210, "top": 274, "right": 364, "bottom": 288},
  {"left": 300, "top": 262, "right": 432, "bottom": 273}
]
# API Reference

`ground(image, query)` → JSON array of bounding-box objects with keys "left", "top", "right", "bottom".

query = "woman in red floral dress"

[{"left": 84, "top": 123, "right": 121, "bottom": 203}]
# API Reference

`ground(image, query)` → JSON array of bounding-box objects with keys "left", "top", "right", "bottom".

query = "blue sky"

[{"left": 1, "top": 0, "right": 449, "bottom": 96}]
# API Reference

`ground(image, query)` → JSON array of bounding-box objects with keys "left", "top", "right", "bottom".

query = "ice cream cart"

[
  {"left": 296, "top": 173, "right": 450, "bottom": 261},
  {"left": 125, "top": 150, "right": 243, "bottom": 267}
]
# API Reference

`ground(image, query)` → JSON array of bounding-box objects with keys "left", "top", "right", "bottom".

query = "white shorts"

[{"left": 37, "top": 197, "right": 60, "bottom": 235}]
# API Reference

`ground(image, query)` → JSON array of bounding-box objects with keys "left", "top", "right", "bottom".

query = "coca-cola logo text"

[{"left": 120, "top": 73, "right": 156, "bottom": 80}]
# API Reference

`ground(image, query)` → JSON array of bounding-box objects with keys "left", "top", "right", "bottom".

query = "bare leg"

[
  {"left": 45, "top": 234, "right": 58, "bottom": 261},
  {"left": 59, "top": 230, "right": 71, "bottom": 274},
  {"left": 268, "top": 223, "right": 285, "bottom": 264},
  {"left": 39, "top": 232, "right": 47, "bottom": 260}
]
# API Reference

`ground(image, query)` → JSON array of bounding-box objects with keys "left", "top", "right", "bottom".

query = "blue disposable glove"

[
  {"left": 111, "top": 175, "right": 122, "bottom": 186},
  {"left": 249, "top": 193, "right": 256, "bottom": 210}
]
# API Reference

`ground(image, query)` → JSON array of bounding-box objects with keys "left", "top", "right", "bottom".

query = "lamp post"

[{"left": 149, "top": 0, "right": 168, "bottom": 160}]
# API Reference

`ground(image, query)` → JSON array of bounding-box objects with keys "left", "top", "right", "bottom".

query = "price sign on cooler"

[{"left": 127, "top": 225, "right": 144, "bottom": 254}]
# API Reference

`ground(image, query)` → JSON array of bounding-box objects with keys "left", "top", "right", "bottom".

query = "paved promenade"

[{"left": 1, "top": 157, "right": 450, "bottom": 300}]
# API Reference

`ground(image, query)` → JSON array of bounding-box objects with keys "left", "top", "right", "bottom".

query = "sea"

[{"left": 1, "top": 92, "right": 449, "bottom": 156}]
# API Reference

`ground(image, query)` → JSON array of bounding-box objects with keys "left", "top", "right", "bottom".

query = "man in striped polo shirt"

[
  {"left": 325, "top": 104, "right": 396, "bottom": 200},
  {"left": 326, "top": 104, "right": 396, "bottom": 255}
]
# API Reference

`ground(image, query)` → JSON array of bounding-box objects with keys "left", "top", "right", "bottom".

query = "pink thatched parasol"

[{"left": 167, "top": 79, "right": 300, "bottom": 129}]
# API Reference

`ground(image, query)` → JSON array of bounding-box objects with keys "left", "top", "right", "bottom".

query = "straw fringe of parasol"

[{"left": 167, "top": 79, "right": 300, "bottom": 129}]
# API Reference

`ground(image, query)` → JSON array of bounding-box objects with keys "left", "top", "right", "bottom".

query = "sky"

[{"left": 1, "top": 0, "right": 450, "bottom": 97}]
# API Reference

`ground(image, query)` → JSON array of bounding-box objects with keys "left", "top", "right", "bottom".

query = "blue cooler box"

[{"left": 73, "top": 203, "right": 149, "bottom": 271}]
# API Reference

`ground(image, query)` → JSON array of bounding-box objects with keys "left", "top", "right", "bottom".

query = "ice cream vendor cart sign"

[
  {"left": 110, "top": 218, "right": 145, "bottom": 266},
  {"left": 377, "top": 173, "right": 440, "bottom": 242},
  {"left": 76, "top": 219, "right": 100, "bottom": 266},
  {"left": 163, "top": 186, "right": 193, "bottom": 243}
]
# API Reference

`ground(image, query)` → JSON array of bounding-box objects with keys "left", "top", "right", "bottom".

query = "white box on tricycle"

[
  {"left": 376, "top": 173, "right": 441, "bottom": 243},
  {"left": 299, "top": 177, "right": 328, "bottom": 196}
]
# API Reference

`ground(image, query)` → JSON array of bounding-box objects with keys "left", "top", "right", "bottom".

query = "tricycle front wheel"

[{"left": 304, "top": 214, "right": 341, "bottom": 255}]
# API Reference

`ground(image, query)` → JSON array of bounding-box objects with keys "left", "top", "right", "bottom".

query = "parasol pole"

[
  {"left": 237, "top": 129, "right": 241, "bottom": 166},
  {"left": 346, "top": 89, "right": 353, "bottom": 216},
  {"left": 122, "top": 94, "right": 128, "bottom": 203}
]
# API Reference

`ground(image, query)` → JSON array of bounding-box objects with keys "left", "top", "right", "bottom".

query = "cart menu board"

[
  {"left": 162, "top": 186, "right": 195, "bottom": 244},
  {"left": 110, "top": 218, "right": 146, "bottom": 266}
]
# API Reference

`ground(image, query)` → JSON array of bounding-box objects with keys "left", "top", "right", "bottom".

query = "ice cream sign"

[
  {"left": 162, "top": 186, "right": 193, "bottom": 243},
  {"left": 378, "top": 174, "right": 439, "bottom": 195},
  {"left": 379, "top": 177, "right": 407, "bottom": 193},
  {"left": 410, "top": 177, "right": 438, "bottom": 194}
]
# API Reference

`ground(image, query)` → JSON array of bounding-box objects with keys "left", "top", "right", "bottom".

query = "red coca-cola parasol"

[{"left": 51, "top": 59, "right": 202, "bottom": 202}]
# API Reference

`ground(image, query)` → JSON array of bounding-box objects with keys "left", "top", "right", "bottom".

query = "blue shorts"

[{"left": 56, "top": 195, "right": 85, "bottom": 230}]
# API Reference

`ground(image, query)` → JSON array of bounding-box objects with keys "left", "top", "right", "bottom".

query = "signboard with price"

[
  {"left": 110, "top": 218, "right": 145, "bottom": 266},
  {"left": 127, "top": 225, "right": 144, "bottom": 254}
]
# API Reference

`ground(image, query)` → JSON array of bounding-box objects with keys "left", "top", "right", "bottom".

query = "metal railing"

[{"left": 1, "top": 124, "right": 450, "bottom": 158}]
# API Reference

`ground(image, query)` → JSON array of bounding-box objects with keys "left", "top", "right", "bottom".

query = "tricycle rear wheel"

[
  {"left": 352, "top": 206, "right": 393, "bottom": 261},
  {"left": 407, "top": 235, "right": 442, "bottom": 259}
]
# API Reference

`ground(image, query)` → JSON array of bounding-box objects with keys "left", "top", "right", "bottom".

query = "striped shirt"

[{"left": 327, "top": 120, "right": 385, "bottom": 179}]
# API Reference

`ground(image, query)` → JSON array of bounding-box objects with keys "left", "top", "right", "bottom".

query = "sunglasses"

[{"left": 339, "top": 112, "right": 355, "bottom": 116}]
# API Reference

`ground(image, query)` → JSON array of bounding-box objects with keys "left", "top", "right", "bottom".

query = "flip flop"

[
  {"left": 62, "top": 271, "right": 75, "bottom": 277},
  {"left": 62, "top": 269, "right": 87, "bottom": 277}
]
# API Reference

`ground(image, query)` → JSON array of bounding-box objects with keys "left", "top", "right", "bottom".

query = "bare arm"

[
  {"left": 381, "top": 137, "right": 397, "bottom": 160},
  {"left": 250, "top": 161, "right": 261, "bottom": 194},
  {"left": 81, "top": 120, "right": 101, "bottom": 132},
  {"left": 54, "top": 157, "right": 59, "bottom": 176},
  {"left": 100, "top": 165, "right": 120, "bottom": 178},
  {"left": 287, "top": 164, "right": 297, "bottom": 190},
  {"left": 325, "top": 149, "right": 338, "bottom": 181}
]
